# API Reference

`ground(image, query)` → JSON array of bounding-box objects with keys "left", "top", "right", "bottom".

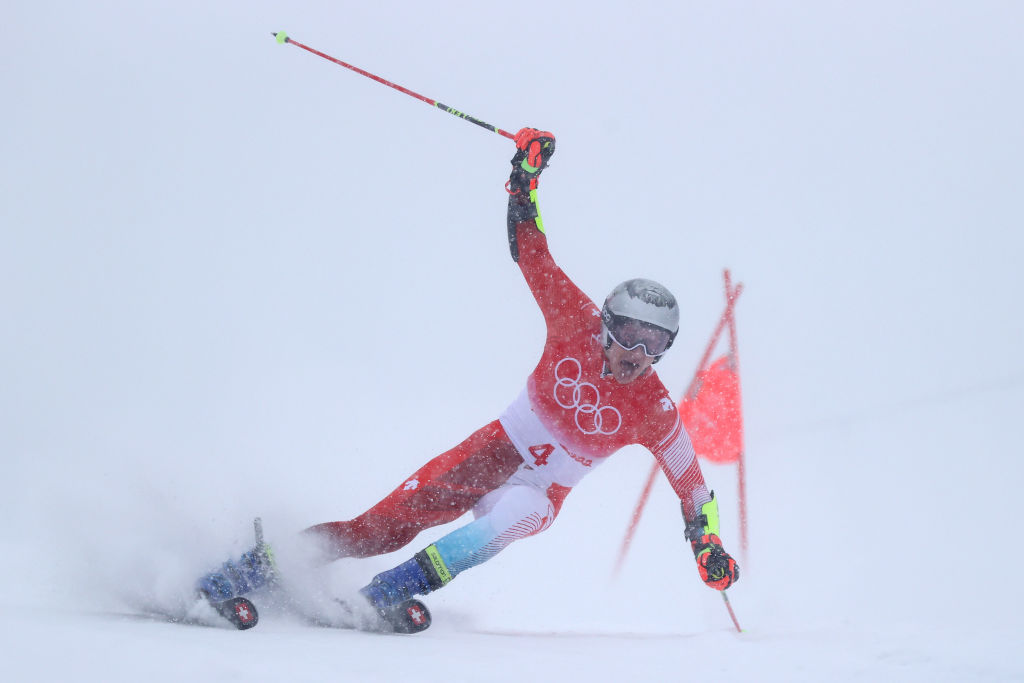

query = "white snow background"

[{"left": 2, "top": 1, "right": 1022, "bottom": 681}]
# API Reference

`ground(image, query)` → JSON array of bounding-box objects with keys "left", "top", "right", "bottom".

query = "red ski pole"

[
  {"left": 721, "top": 590, "right": 744, "bottom": 633},
  {"left": 273, "top": 32, "right": 515, "bottom": 140}
]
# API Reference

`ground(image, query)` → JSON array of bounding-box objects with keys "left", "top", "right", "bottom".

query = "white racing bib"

[{"left": 499, "top": 388, "right": 605, "bottom": 489}]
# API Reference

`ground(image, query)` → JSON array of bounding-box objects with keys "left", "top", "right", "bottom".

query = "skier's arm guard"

[
  {"left": 505, "top": 128, "right": 554, "bottom": 262},
  {"left": 506, "top": 182, "right": 544, "bottom": 262}
]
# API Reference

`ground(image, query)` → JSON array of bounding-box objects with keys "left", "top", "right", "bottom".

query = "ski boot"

[
  {"left": 195, "top": 518, "right": 276, "bottom": 629},
  {"left": 356, "top": 555, "right": 438, "bottom": 634}
]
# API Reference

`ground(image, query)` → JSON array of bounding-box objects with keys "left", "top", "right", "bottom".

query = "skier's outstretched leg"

[
  {"left": 304, "top": 420, "right": 522, "bottom": 560},
  {"left": 193, "top": 422, "right": 522, "bottom": 630}
]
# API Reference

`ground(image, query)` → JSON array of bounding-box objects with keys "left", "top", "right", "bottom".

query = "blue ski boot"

[
  {"left": 196, "top": 519, "right": 277, "bottom": 603},
  {"left": 356, "top": 547, "right": 446, "bottom": 634}
]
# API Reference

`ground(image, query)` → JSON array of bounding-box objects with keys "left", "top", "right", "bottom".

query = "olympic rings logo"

[{"left": 553, "top": 357, "right": 622, "bottom": 436}]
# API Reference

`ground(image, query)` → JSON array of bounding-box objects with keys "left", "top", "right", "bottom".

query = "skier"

[{"left": 197, "top": 128, "right": 739, "bottom": 631}]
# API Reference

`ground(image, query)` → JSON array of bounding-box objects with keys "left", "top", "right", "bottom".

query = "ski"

[
  {"left": 124, "top": 593, "right": 427, "bottom": 634},
  {"left": 300, "top": 597, "right": 432, "bottom": 635},
  {"left": 210, "top": 596, "right": 259, "bottom": 630},
  {"left": 369, "top": 598, "right": 432, "bottom": 634},
  {"left": 118, "top": 595, "right": 256, "bottom": 630}
]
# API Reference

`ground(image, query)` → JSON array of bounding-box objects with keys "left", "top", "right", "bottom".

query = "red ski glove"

[
  {"left": 690, "top": 533, "right": 739, "bottom": 591},
  {"left": 513, "top": 127, "right": 556, "bottom": 176}
]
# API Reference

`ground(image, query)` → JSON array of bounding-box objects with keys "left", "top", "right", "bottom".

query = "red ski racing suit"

[{"left": 307, "top": 217, "right": 712, "bottom": 580}]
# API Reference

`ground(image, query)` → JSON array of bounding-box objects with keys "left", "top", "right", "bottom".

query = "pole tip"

[{"left": 273, "top": 31, "right": 289, "bottom": 45}]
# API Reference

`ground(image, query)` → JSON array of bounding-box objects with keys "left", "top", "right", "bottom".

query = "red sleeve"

[
  {"left": 647, "top": 411, "right": 713, "bottom": 521},
  {"left": 514, "top": 220, "right": 596, "bottom": 335}
]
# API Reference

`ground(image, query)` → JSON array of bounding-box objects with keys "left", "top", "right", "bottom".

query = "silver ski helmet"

[{"left": 600, "top": 278, "right": 679, "bottom": 360}]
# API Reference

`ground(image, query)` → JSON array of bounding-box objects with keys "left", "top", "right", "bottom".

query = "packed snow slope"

[{"left": 2, "top": 2, "right": 1022, "bottom": 681}]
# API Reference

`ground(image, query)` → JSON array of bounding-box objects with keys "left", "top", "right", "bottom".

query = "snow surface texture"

[{"left": 2, "top": 1, "right": 1022, "bottom": 681}]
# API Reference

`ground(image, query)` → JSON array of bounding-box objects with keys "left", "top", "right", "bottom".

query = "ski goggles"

[{"left": 603, "top": 314, "right": 675, "bottom": 357}]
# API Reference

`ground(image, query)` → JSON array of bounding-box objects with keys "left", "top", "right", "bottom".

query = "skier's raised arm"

[{"left": 503, "top": 129, "right": 596, "bottom": 335}]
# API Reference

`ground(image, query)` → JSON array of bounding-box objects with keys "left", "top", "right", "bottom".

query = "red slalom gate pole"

[
  {"left": 611, "top": 464, "right": 659, "bottom": 578},
  {"left": 684, "top": 271, "right": 744, "bottom": 403},
  {"left": 724, "top": 271, "right": 749, "bottom": 565},
  {"left": 273, "top": 32, "right": 515, "bottom": 140}
]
